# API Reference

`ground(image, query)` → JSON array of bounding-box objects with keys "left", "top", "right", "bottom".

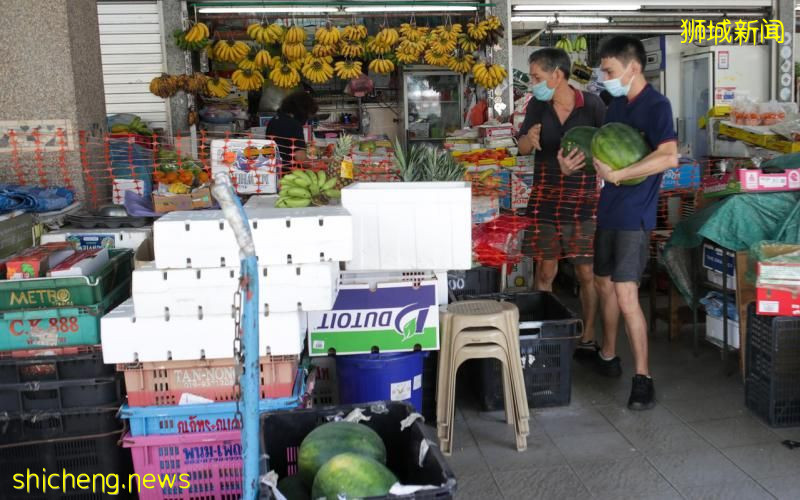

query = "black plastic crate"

[
  {"left": 447, "top": 267, "right": 499, "bottom": 301},
  {"left": 462, "top": 292, "right": 582, "bottom": 411},
  {"left": 0, "top": 406, "right": 121, "bottom": 445},
  {"left": 421, "top": 351, "right": 438, "bottom": 423},
  {"left": 0, "top": 346, "right": 112, "bottom": 383},
  {"left": 0, "top": 430, "right": 133, "bottom": 499},
  {"left": 0, "top": 376, "right": 122, "bottom": 413},
  {"left": 260, "top": 401, "right": 456, "bottom": 499},
  {"left": 745, "top": 303, "right": 800, "bottom": 427}
]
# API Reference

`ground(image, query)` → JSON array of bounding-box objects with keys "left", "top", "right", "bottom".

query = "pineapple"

[
  {"left": 327, "top": 134, "right": 355, "bottom": 189},
  {"left": 393, "top": 137, "right": 465, "bottom": 182}
]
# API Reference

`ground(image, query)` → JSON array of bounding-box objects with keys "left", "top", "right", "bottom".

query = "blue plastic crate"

[
  {"left": 661, "top": 161, "right": 702, "bottom": 191},
  {"left": 120, "top": 368, "right": 306, "bottom": 436}
]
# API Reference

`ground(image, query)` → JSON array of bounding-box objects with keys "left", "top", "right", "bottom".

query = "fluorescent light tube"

[
  {"left": 511, "top": 16, "right": 611, "bottom": 24},
  {"left": 344, "top": 6, "right": 478, "bottom": 12},
  {"left": 514, "top": 4, "right": 640, "bottom": 11},
  {"left": 197, "top": 6, "right": 339, "bottom": 13}
]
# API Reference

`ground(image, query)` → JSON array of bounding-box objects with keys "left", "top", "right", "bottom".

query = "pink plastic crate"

[{"left": 122, "top": 430, "right": 242, "bottom": 499}]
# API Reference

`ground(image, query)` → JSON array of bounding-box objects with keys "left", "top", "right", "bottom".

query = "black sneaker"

[
  {"left": 573, "top": 341, "right": 599, "bottom": 361},
  {"left": 594, "top": 352, "right": 622, "bottom": 377},
  {"left": 628, "top": 375, "right": 656, "bottom": 411}
]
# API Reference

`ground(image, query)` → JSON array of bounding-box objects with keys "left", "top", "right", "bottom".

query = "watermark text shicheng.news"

[
  {"left": 13, "top": 469, "right": 191, "bottom": 495},
  {"left": 681, "top": 19, "right": 785, "bottom": 45}
]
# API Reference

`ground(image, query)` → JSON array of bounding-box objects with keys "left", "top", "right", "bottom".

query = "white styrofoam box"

[
  {"left": 153, "top": 208, "right": 352, "bottom": 268},
  {"left": 243, "top": 195, "right": 280, "bottom": 209},
  {"left": 342, "top": 182, "right": 472, "bottom": 271},
  {"left": 101, "top": 299, "right": 306, "bottom": 363},
  {"left": 705, "top": 314, "right": 740, "bottom": 349},
  {"left": 41, "top": 227, "right": 152, "bottom": 250},
  {"left": 132, "top": 261, "right": 339, "bottom": 317},
  {"left": 210, "top": 138, "right": 278, "bottom": 194}
]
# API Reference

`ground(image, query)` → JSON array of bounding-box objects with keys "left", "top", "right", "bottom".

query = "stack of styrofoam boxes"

[{"left": 101, "top": 206, "right": 351, "bottom": 499}]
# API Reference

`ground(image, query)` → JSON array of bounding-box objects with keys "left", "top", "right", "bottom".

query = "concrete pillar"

[
  {"left": 0, "top": 0, "right": 106, "bottom": 201},
  {"left": 487, "top": 0, "right": 514, "bottom": 120},
  {"left": 773, "top": 0, "right": 795, "bottom": 102},
  {"left": 162, "top": 0, "right": 190, "bottom": 135}
]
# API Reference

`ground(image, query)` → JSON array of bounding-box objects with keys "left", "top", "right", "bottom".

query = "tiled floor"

[{"left": 437, "top": 292, "right": 800, "bottom": 499}]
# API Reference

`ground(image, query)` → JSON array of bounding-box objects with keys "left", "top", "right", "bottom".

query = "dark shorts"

[
  {"left": 594, "top": 228, "right": 650, "bottom": 283},
  {"left": 530, "top": 220, "right": 596, "bottom": 265}
]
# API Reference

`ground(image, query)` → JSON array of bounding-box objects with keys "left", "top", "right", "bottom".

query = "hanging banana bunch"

[
  {"left": 424, "top": 49, "right": 450, "bottom": 67},
  {"left": 448, "top": 53, "right": 475, "bottom": 74},
  {"left": 214, "top": 40, "right": 250, "bottom": 63},
  {"left": 270, "top": 59, "right": 301, "bottom": 88},
  {"left": 466, "top": 18, "right": 490, "bottom": 41},
  {"left": 368, "top": 57, "right": 395, "bottom": 75},
  {"left": 254, "top": 49, "right": 273, "bottom": 70},
  {"left": 238, "top": 49, "right": 261, "bottom": 71},
  {"left": 149, "top": 74, "right": 181, "bottom": 98},
  {"left": 338, "top": 39, "right": 365, "bottom": 59},
  {"left": 247, "top": 22, "right": 284, "bottom": 44},
  {"left": 342, "top": 23, "right": 368, "bottom": 42},
  {"left": 232, "top": 69, "right": 265, "bottom": 91},
  {"left": 302, "top": 56, "right": 334, "bottom": 84},
  {"left": 285, "top": 24, "right": 307, "bottom": 44},
  {"left": 471, "top": 60, "right": 507, "bottom": 89},
  {"left": 315, "top": 22, "right": 341, "bottom": 46},
  {"left": 375, "top": 25, "right": 400, "bottom": 48},
  {"left": 481, "top": 15, "right": 505, "bottom": 47},
  {"left": 366, "top": 36, "right": 392, "bottom": 57},
  {"left": 312, "top": 43, "right": 337, "bottom": 58},
  {"left": 399, "top": 22, "right": 428, "bottom": 42},
  {"left": 282, "top": 41, "right": 307, "bottom": 61},
  {"left": 395, "top": 38, "right": 425, "bottom": 64},
  {"left": 205, "top": 77, "right": 232, "bottom": 98},
  {"left": 334, "top": 60, "right": 363, "bottom": 80}
]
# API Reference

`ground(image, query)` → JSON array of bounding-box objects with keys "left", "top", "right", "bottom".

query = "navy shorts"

[{"left": 593, "top": 228, "right": 650, "bottom": 283}]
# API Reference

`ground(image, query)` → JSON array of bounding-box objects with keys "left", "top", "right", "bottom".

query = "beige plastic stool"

[
  {"left": 437, "top": 301, "right": 530, "bottom": 430},
  {"left": 442, "top": 328, "right": 529, "bottom": 436},
  {"left": 440, "top": 343, "right": 528, "bottom": 455}
]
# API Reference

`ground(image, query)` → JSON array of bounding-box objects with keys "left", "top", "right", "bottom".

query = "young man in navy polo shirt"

[{"left": 590, "top": 36, "right": 679, "bottom": 410}]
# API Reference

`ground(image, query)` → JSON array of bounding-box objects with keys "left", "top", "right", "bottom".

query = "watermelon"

[
  {"left": 277, "top": 475, "right": 310, "bottom": 500},
  {"left": 311, "top": 453, "right": 398, "bottom": 500},
  {"left": 560, "top": 126, "right": 597, "bottom": 173},
  {"left": 590, "top": 122, "right": 652, "bottom": 186},
  {"left": 297, "top": 421, "right": 387, "bottom": 487}
]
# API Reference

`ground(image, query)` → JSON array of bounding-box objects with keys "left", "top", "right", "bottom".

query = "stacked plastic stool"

[{"left": 436, "top": 300, "right": 530, "bottom": 455}]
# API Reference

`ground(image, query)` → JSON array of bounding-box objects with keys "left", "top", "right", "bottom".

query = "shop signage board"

[{"left": 308, "top": 279, "right": 439, "bottom": 356}]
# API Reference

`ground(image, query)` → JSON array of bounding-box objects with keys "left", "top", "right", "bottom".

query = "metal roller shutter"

[{"left": 97, "top": 1, "right": 169, "bottom": 132}]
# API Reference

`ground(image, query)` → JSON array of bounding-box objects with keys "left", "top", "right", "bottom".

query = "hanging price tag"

[{"left": 341, "top": 155, "right": 354, "bottom": 180}]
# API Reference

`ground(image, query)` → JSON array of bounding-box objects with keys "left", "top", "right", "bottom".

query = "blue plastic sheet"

[{"left": 0, "top": 185, "right": 74, "bottom": 213}]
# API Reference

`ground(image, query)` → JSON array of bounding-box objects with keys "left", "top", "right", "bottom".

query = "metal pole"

[{"left": 211, "top": 174, "right": 260, "bottom": 500}]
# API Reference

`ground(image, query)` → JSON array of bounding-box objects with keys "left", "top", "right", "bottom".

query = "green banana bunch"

[
  {"left": 573, "top": 36, "right": 588, "bottom": 52},
  {"left": 555, "top": 37, "right": 574, "bottom": 53},
  {"left": 173, "top": 29, "right": 210, "bottom": 52},
  {"left": 276, "top": 169, "right": 341, "bottom": 208}
]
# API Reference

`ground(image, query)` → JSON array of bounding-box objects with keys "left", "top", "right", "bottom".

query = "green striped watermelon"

[
  {"left": 277, "top": 475, "right": 310, "bottom": 500},
  {"left": 590, "top": 122, "right": 652, "bottom": 186},
  {"left": 560, "top": 126, "right": 598, "bottom": 172},
  {"left": 297, "top": 421, "right": 387, "bottom": 488},
  {"left": 311, "top": 453, "right": 398, "bottom": 500}
]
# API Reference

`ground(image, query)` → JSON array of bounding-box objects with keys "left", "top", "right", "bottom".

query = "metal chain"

[{"left": 232, "top": 288, "right": 244, "bottom": 428}]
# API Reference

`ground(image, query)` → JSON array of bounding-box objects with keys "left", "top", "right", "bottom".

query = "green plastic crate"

[
  {"left": 0, "top": 249, "right": 133, "bottom": 311},
  {"left": 0, "top": 279, "right": 130, "bottom": 352}
]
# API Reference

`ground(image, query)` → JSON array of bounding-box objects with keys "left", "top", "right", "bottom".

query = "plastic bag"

[
  {"left": 699, "top": 291, "right": 739, "bottom": 321},
  {"left": 760, "top": 100, "right": 785, "bottom": 126}
]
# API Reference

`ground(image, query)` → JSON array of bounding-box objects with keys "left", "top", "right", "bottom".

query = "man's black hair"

[
  {"left": 278, "top": 90, "right": 319, "bottom": 124},
  {"left": 598, "top": 36, "right": 646, "bottom": 70},
  {"left": 528, "top": 48, "right": 572, "bottom": 80}
]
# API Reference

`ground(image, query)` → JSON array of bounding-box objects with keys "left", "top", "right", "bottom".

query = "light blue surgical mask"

[
  {"left": 532, "top": 79, "right": 555, "bottom": 101},
  {"left": 603, "top": 65, "right": 632, "bottom": 97}
]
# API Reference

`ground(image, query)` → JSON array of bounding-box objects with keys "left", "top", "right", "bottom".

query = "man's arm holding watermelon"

[{"left": 594, "top": 100, "right": 678, "bottom": 185}]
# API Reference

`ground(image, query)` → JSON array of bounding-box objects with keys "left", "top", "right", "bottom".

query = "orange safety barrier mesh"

[{"left": 1, "top": 127, "right": 715, "bottom": 268}]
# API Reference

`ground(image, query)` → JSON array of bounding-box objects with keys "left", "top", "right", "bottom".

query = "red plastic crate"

[
  {"left": 118, "top": 355, "right": 298, "bottom": 406},
  {"left": 122, "top": 430, "right": 241, "bottom": 499}
]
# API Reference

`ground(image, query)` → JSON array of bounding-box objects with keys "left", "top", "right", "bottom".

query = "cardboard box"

[
  {"left": 49, "top": 248, "right": 109, "bottom": 277},
  {"left": 703, "top": 243, "right": 736, "bottom": 289},
  {"left": 153, "top": 186, "right": 213, "bottom": 214},
  {"left": 756, "top": 243, "right": 800, "bottom": 283},
  {"left": 738, "top": 168, "right": 800, "bottom": 192},
  {"left": 478, "top": 124, "right": 514, "bottom": 138},
  {"left": 0, "top": 212, "right": 35, "bottom": 260},
  {"left": 134, "top": 238, "right": 154, "bottom": 270},
  {"left": 702, "top": 171, "right": 741, "bottom": 198},
  {"left": 308, "top": 273, "right": 440, "bottom": 356},
  {"left": 756, "top": 285, "right": 800, "bottom": 316},
  {"left": 209, "top": 138, "right": 279, "bottom": 195},
  {"left": 5, "top": 243, "right": 75, "bottom": 279},
  {"left": 661, "top": 162, "right": 702, "bottom": 191},
  {"left": 41, "top": 227, "right": 152, "bottom": 250},
  {"left": 706, "top": 314, "right": 740, "bottom": 349}
]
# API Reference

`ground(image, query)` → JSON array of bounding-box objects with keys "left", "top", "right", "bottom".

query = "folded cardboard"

[
  {"left": 49, "top": 248, "right": 110, "bottom": 277},
  {"left": 152, "top": 186, "right": 213, "bottom": 214}
]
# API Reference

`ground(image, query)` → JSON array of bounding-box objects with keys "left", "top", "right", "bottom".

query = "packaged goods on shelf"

[
  {"left": 132, "top": 260, "right": 339, "bottom": 317},
  {"left": 101, "top": 300, "right": 306, "bottom": 362},
  {"left": 153, "top": 207, "right": 353, "bottom": 268},
  {"left": 342, "top": 182, "right": 471, "bottom": 271},
  {"left": 41, "top": 226, "right": 152, "bottom": 250}
]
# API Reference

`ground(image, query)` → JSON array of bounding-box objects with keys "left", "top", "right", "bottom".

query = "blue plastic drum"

[{"left": 335, "top": 352, "right": 424, "bottom": 412}]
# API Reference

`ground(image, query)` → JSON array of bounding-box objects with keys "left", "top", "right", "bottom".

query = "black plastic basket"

[
  {"left": 260, "top": 401, "right": 456, "bottom": 499},
  {"left": 0, "top": 376, "right": 122, "bottom": 413},
  {"left": 421, "top": 351, "right": 438, "bottom": 423},
  {"left": 0, "top": 346, "right": 112, "bottom": 383},
  {"left": 447, "top": 267, "right": 499, "bottom": 301},
  {"left": 0, "top": 406, "right": 121, "bottom": 445},
  {"left": 745, "top": 303, "right": 800, "bottom": 427},
  {"left": 461, "top": 292, "right": 582, "bottom": 410},
  {"left": 0, "top": 430, "right": 134, "bottom": 499}
]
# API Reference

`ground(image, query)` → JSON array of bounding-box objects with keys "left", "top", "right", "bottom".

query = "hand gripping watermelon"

[
  {"left": 297, "top": 421, "right": 387, "bottom": 488},
  {"left": 311, "top": 453, "right": 398, "bottom": 500},
  {"left": 560, "top": 126, "right": 598, "bottom": 172},
  {"left": 590, "top": 122, "right": 652, "bottom": 186}
]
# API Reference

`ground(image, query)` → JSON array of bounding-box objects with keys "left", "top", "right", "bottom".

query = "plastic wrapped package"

[
  {"left": 760, "top": 100, "right": 786, "bottom": 126},
  {"left": 700, "top": 291, "right": 739, "bottom": 321}
]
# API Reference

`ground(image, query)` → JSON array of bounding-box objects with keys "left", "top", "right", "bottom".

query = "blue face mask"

[
  {"left": 532, "top": 79, "right": 555, "bottom": 101},
  {"left": 603, "top": 65, "right": 632, "bottom": 97}
]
